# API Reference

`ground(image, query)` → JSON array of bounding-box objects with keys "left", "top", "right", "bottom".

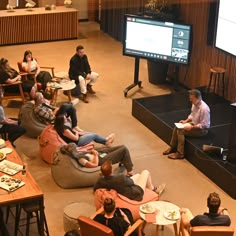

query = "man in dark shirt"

[
  {"left": 180, "top": 192, "right": 231, "bottom": 234},
  {"left": 93, "top": 160, "right": 165, "bottom": 201},
  {"left": 68, "top": 45, "right": 99, "bottom": 103}
]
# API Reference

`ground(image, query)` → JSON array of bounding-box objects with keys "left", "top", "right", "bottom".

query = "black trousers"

[{"left": 0, "top": 119, "right": 26, "bottom": 143}]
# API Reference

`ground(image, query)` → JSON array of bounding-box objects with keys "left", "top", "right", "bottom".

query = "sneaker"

[
  {"left": 71, "top": 98, "right": 79, "bottom": 106},
  {"left": 155, "top": 183, "right": 166, "bottom": 196}
]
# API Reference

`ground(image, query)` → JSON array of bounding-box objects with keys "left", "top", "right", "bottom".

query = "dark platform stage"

[{"left": 132, "top": 92, "right": 236, "bottom": 199}]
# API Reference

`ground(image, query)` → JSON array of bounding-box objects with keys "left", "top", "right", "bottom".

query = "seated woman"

[
  {"left": 93, "top": 198, "right": 135, "bottom": 236},
  {"left": 60, "top": 143, "right": 134, "bottom": 176},
  {"left": 54, "top": 114, "right": 115, "bottom": 147},
  {"left": 21, "top": 50, "right": 52, "bottom": 93},
  {"left": 0, "top": 58, "right": 37, "bottom": 98}
]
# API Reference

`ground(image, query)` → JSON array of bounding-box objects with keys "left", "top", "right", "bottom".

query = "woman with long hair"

[
  {"left": 54, "top": 114, "right": 115, "bottom": 147},
  {"left": 0, "top": 58, "right": 37, "bottom": 98},
  {"left": 21, "top": 50, "right": 52, "bottom": 92}
]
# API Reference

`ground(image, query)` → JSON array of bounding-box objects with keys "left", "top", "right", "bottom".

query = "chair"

[
  {"left": 0, "top": 81, "right": 25, "bottom": 105},
  {"left": 207, "top": 66, "right": 226, "bottom": 98},
  {"left": 17, "top": 60, "right": 60, "bottom": 85},
  {"left": 15, "top": 201, "right": 49, "bottom": 236},
  {"left": 78, "top": 208, "right": 144, "bottom": 236},
  {"left": 18, "top": 101, "right": 47, "bottom": 138},
  {"left": 179, "top": 225, "right": 234, "bottom": 236}
]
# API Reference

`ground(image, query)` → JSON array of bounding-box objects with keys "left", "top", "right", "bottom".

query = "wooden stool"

[
  {"left": 15, "top": 201, "right": 49, "bottom": 236},
  {"left": 207, "top": 67, "right": 226, "bottom": 97}
]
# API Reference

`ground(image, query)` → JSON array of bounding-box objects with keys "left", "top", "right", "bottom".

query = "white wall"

[
  {"left": 38, "top": 0, "right": 56, "bottom": 6},
  {"left": 73, "top": 0, "right": 88, "bottom": 20}
]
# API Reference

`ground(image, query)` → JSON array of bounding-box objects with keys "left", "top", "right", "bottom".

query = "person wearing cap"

[{"left": 163, "top": 89, "right": 210, "bottom": 159}]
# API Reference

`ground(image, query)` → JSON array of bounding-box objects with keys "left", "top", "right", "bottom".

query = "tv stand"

[{"left": 124, "top": 57, "right": 142, "bottom": 97}]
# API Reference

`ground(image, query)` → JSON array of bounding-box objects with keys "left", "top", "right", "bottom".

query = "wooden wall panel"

[{"left": 179, "top": 0, "right": 236, "bottom": 101}]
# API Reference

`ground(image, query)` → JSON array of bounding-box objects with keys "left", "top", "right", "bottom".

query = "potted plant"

[
  {"left": 144, "top": 0, "right": 179, "bottom": 84},
  {"left": 144, "top": 0, "right": 178, "bottom": 21}
]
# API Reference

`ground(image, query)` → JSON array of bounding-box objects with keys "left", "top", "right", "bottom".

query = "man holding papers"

[{"left": 163, "top": 89, "right": 210, "bottom": 159}]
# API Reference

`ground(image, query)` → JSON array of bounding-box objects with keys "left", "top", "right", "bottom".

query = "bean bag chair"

[
  {"left": 94, "top": 188, "right": 159, "bottom": 221},
  {"left": 19, "top": 101, "right": 46, "bottom": 138},
  {"left": 51, "top": 148, "right": 124, "bottom": 189},
  {"left": 38, "top": 125, "right": 66, "bottom": 164}
]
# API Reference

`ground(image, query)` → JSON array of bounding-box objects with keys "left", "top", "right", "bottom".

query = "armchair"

[
  {"left": 78, "top": 208, "right": 144, "bottom": 236},
  {"left": 0, "top": 81, "right": 25, "bottom": 105},
  {"left": 17, "top": 60, "right": 60, "bottom": 81},
  {"left": 179, "top": 224, "right": 234, "bottom": 236}
]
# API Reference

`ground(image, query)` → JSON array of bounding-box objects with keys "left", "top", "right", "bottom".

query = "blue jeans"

[{"left": 77, "top": 132, "right": 106, "bottom": 146}]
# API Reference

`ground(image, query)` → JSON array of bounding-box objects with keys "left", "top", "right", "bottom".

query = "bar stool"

[
  {"left": 207, "top": 67, "right": 226, "bottom": 97},
  {"left": 15, "top": 201, "right": 49, "bottom": 236}
]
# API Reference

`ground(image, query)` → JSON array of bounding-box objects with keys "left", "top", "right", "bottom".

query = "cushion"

[
  {"left": 94, "top": 188, "right": 159, "bottom": 220},
  {"left": 19, "top": 101, "right": 46, "bottom": 138}
]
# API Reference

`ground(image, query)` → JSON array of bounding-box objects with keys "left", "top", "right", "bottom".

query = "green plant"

[{"left": 145, "top": 0, "right": 170, "bottom": 13}]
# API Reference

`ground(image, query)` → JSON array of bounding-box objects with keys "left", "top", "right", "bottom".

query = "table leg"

[
  {"left": 173, "top": 222, "right": 178, "bottom": 236},
  {"left": 67, "top": 90, "right": 73, "bottom": 102},
  {"left": 39, "top": 197, "right": 45, "bottom": 236},
  {"left": 156, "top": 225, "right": 159, "bottom": 236},
  {"left": 51, "top": 90, "right": 58, "bottom": 106}
]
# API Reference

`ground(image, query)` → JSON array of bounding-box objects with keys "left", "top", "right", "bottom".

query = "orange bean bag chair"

[
  {"left": 38, "top": 125, "right": 66, "bottom": 164},
  {"left": 94, "top": 188, "right": 159, "bottom": 220}
]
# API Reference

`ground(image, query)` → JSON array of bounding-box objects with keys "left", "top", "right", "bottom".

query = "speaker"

[{"left": 207, "top": 1, "right": 218, "bottom": 46}]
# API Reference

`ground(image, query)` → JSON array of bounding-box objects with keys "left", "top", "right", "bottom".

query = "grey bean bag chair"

[
  {"left": 19, "top": 101, "right": 46, "bottom": 138},
  {"left": 51, "top": 148, "right": 123, "bottom": 189}
]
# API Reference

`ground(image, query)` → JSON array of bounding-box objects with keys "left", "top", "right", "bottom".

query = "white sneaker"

[
  {"left": 71, "top": 98, "right": 79, "bottom": 106},
  {"left": 156, "top": 183, "right": 166, "bottom": 196}
]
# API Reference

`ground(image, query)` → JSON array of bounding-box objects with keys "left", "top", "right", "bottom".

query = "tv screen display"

[
  {"left": 215, "top": 0, "right": 236, "bottom": 56},
  {"left": 123, "top": 14, "right": 192, "bottom": 65}
]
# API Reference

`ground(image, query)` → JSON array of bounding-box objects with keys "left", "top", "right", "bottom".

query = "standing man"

[
  {"left": 69, "top": 45, "right": 99, "bottom": 103},
  {"left": 163, "top": 89, "right": 210, "bottom": 159}
]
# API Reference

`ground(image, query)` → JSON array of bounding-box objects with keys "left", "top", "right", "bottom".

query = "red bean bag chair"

[
  {"left": 94, "top": 188, "right": 159, "bottom": 221},
  {"left": 38, "top": 125, "right": 66, "bottom": 164}
]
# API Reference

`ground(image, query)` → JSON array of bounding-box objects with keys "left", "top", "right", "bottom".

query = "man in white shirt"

[{"left": 163, "top": 89, "right": 210, "bottom": 159}]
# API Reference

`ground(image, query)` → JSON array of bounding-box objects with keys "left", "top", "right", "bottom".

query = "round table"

[
  {"left": 139, "top": 201, "right": 180, "bottom": 236},
  {"left": 49, "top": 79, "right": 76, "bottom": 105}
]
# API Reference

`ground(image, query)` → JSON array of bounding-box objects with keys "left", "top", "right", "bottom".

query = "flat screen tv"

[
  {"left": 215, "top": 0, "right": 236, "bottom": 56},
  {"left": 123, "top": 14, "right": 192, "bottom": 65}
]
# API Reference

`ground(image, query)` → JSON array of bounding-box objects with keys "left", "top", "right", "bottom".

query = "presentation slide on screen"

[
  {"left": 216, "top": 0, "right": 236, "bottom": 56},
  {"left": 126, "top": 22, "right": 173, "bottom": 56}
]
